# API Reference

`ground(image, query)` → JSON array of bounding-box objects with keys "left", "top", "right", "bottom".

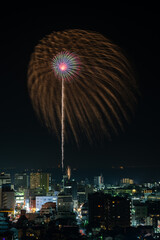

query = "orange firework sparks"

[{"left": 28, "top": 29, "right": 138, "bottom": 145}]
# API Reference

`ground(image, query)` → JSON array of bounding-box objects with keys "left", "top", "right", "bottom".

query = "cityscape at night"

[{"left": 0, "top": 4, "right": 160, "bottom": 240}]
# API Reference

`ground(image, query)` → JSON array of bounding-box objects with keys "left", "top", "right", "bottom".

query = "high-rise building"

[
  {"left": 30, "top": 173, "right": 50, "bottom": 194},
  {"left": 0, "top": 185, "right": 15, "bottom": 210},
  {"left": 132, "top": 203, "right": 148, "bottom": 226},
  {"left": 57, "top": 193, "right": 73, "bottom": 212},
  {"left": 120, "top": 178, "right": 134, "bottom": 186},
  {"left": 71, "top": 180, "right": 77, "bottom": 201},
  {"left": 77, "top": 184, "right": 86, "bottom": 205},
  {"left": 30, "top": 173, "right": 41, "bottom": 189},
  {"left": 94, "top": 174, "right": 104, "bottom": 190},
  {"left": 62, "top": 175, "right": 77, "bottom": 201},
  {"left": 0, "top": 173, "right": 11, "bottom": 186},
  {"left": 40, "top": 173, "right": 50, "bottom": 193},
  {"left": 88, "top": 192, "right": 131, "bottom": 230},
  {"left": 14, "top": 173, "right": 29, "bottom": 190},
  {"left": 62, "top": 174, "right": 68, "bottom": 189}
]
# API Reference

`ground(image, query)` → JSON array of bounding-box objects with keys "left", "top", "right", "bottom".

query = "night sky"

[{"left": 0, "top": 5, "right": 159, "bottom": 174}]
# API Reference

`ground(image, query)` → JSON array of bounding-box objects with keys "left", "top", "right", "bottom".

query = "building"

[
  {"left": 0, "top": 185, "right": 15, "bottom": 210},
  {"left": 57, "top": 193, "right": 73, "bottom": 212},
  {"left": 120, "top": 178, "right": 134, "bottom": 186},
  {"left": 63, "top": 179, "right": 78, "bottom": 202},
  {"left": 71, "top": 180, "right": 77, "bottom": 201},
  {"left": 14, "top": 173, "right": 29, "bottom": 190},
  {"left": 88, "top": 192, "right": 131, "bottom": 230},
  {"left": 132, "top": 203, "right": 148, "bottom": 226},
  {"left": 15, "top": 191, "right": 25, "bottom": 207},
  {"left": 94, "top": 174, "right": 104, "bottom": 190},
  {"left": 30, "top": 172, "right": 50, "bottom": 194},
  {"left": 0, "top": 173, "right": 11, "bottom": 186},
  {"left": 81, "top": 202, "right": 88, "bottom": 221},
  {"left": 0, "top": 212, "right": 9, "bottom": 233},
  {"left": 30, "top": 173, "right": 40, "bottom": 189},
  {"left": 40, "top": 202, "right": 56, "bottom": 215},
  {"left": 88, "top": 192, "right": 106, "bottom": 229},
  {"left": 36, "top": 196, "right": 57, "bottom": 211},
  {"left": 77, "top": 184, "right": 86, "bottom": 205},
  {"left": 85, "top": 185, "right": 94, "bottom": 199},
  {"left": 62, "top": 174, "right": 68, "bottom": 190},
  {"left": 2, "top": 191, "right": 15, "bottom": 210}
]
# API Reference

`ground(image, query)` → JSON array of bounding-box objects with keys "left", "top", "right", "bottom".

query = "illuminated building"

[
  {"left": 81, "top": 202, "right": 88, "bottom": 221},
  {"left": 36, "top": 196, "right": 57, "bottom": 211},
  {"left": 14, "top": 173, "right": 29, "bottom": 190},
  {"left": 62, "top": 174, "right": 68, "bottom": 189},
  {"left": 1, "top": 185, "right": 15, "bottom": 210},
  {"left": 133, "top": 203, "right": 148, "bottom": 226},
  {"left": 62, "top": 173, "right": 77, "bottom": 202},
  {"left": 64, "top": 179, "right": 78, "bottom": 202},
  {"left": 88, "top": 192, "right": 131, "bottom": 230},
  {"left": 57, "top": 193, "right": 73, "bottom": 212},
  {"left": 120, "top": 178, "right": 134, "bottom": 186},
  {"left": 29, "top": 197, "right": 36, "bottom": 211},
  {"left": 15, "top": 191, "right": 24, "bottom": 206},
  {"left": 30, "top": 173, "right": 40, "bottom": 189},
  {"left": 94, "top": 174, "right": 104, "bottom": 190},
  {"left": 40, "top": 202, "right": 56, "bottom": 216},
  {"left": 0, "top": 173, "right": 11, "bottom": 186},
  {"left": 30, "top": 172, "right": 50, "bottom": 194},
  {"left": 77, "top": 184, "right": 86, "bottom": 205},
  {"left": 0, "top": 212, "right": 9, "bottom": 233}
]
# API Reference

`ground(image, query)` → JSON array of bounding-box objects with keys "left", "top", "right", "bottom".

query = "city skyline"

[{"left": 0, "top": 5, "right": 159, "bottom": 172}]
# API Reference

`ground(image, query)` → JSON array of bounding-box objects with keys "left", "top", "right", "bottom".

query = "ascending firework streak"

[
  {"left": 51, "top": 51, "right": 80, "bottom": 170},
  {"left": 28, "top": 29, "right": 138, "bottom": 170},
  {"left": 61, "top": 78, "right": 64, "bottom": 170}
]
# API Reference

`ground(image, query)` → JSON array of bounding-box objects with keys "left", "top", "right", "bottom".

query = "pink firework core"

[
  {"left": 52, "top": 51, "right": 81, "bottom": 81},
  {"left": 59, "top": 62, "right": 67, "bottom": 72}
]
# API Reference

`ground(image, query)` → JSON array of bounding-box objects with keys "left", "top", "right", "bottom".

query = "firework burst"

[
  {"left": 51, "top": 51, "right": 80, "bottom": 81},
  {"left": 28, "top": 29, "right": 138, "bottom": 168}
]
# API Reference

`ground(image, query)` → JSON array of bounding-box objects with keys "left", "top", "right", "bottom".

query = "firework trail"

[
  {"left": 28, "top": 29, "right": 138, "bottom": 169},
  {"left": 61, "top": 78, "right": 64, "bottom": 170},
  {"left": 52, "top": 51, "right": 80, "bottom": 170}
]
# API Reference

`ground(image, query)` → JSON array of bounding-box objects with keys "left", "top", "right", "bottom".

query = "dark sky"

[{"left": 0, "top": 4, "right": 159, "bottom": 171}]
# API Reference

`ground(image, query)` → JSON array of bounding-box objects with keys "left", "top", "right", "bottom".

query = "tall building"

[
  {"left": 120, "top": 178, "right": 134, "bottom": 186},
  {"left": 62, "top": 174, "right": 68, "bottom": 189},
  {"left": 77, "top": 184, "right": 86, "bottom": 205},
  {"left": 132, "top": 203, "right": 148, "bottom": 226},
  {"left": 88, "top": 192, "right": 131, "bottom": 230},
  {"left": 14, "top": 173, "right": 29, "bottom": 190},
  {"left": 57, "top": 193, "right": 73, "bottom": 212},
  {"left": 40, "top": 173, "right": 50, "bottom": 193},
  {"left": 94, "top": 174, "right": 104, "bottom": 190},
  {"left": 30, "top": 173, "right": 40, "bottom": 189},
  {"left": 30, "top": 173, "right": 50, "bottom": 194},
  {"left": 0, "top": 185, "right": 15, "bottom": 210},
  {"left": 71, "top": 180, "right": 77, "bottom": 201},
  {"left": 62, "top": 176, "right": 77, "bottom": 201},
  {"left": 0, "top": 173, "right": 11, "bottom": 186}
]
